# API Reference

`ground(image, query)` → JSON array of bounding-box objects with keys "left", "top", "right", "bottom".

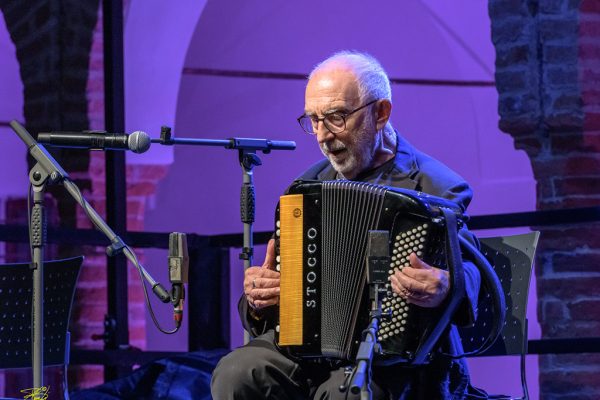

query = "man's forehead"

[
  {"left": 305, "top": 67, "right": 360, "bottom": 111},
  {"left": 308, "top": 66, "right": 357, "bottom": 91}
]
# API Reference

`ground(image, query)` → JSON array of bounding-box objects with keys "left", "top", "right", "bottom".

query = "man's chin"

[
  {"left": 328, "top": 155, "right": 373, "bottom": 179},
  {"left": 328, "top": 158, "right": 354, "bottom": 178}
]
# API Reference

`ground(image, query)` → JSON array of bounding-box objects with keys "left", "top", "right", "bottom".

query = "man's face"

[{"left": 304, "top": 67, "right": 377, "bottom": 179}]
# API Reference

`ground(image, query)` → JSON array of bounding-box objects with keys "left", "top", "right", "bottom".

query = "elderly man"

[{"left": 211, "top": 51, "right": 481, "bottom": 399}]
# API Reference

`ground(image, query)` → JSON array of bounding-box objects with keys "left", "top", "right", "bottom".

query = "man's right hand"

[{"left": 244, "top": 239, "right": 280, "bottom": 310}]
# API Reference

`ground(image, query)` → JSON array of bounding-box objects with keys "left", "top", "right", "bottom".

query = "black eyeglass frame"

[{"left": 297, "top": 99, "right": 379, "bottom": 135}]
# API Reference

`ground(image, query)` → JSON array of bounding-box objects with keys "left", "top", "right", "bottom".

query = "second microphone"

[{"left": 37, "top": 130, "right": 152, "bottom": 154}]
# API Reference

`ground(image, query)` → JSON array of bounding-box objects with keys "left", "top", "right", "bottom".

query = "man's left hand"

[{"left": 390, "top": 253, "right": 450, "bottom": 308}]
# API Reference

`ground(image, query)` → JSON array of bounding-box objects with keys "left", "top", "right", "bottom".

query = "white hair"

[{"left": 309, "top": 50, "right": 392, "bottom": 103}]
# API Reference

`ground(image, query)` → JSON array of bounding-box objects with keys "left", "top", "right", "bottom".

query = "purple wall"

[
  {"left": 0, "top": 13, "right": 26, "bottom": 201},
  {"left": 123, "top": 0, "right": 207, "bottom": 165},
  {"left": 0, "top": 10, "right": 25, "bottom": 394}
]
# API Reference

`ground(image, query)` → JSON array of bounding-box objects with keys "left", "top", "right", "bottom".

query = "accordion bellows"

[{"left": 275, "top": 180, "right": 463, "bottom": 365}]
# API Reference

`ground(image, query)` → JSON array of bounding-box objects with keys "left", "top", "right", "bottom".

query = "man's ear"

[{"left": 375, "top": 99, "right": 392, "bottom": 131}]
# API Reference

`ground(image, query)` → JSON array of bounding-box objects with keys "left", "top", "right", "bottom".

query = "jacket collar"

[
  {"left": 315, "top": 130, "right": 420, "bottom": 190},
  {"left": 391, "top": 131, "right": 420, "bottom": 189}
]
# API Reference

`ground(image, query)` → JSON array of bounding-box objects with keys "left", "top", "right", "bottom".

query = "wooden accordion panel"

[
  {"left": 278, "top": 194, "right": 304, "bottom": 346},
  {"left": 275, "top": 180, "right": 462, "bottom": 364}
]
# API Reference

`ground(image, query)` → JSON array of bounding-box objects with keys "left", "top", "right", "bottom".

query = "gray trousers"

[{"left": 210, "top": 330, "right": 388, "bottom": 400}]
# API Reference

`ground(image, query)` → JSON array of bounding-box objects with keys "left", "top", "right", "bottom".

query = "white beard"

[{"left": 320, "top": 122, "right": 378, "bottom": 179}]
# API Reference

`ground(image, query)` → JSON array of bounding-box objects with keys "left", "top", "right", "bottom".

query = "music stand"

[
  {"left": 0, "top": 256, "right": 83, "bottom": 398},
  {"left": 459, "top": 232, "right": 540, "bottom": 400}
]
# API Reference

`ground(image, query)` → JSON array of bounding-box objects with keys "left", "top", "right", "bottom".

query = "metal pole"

[
  {"left": 239, "top": 151, "right": 260, "bottom": 344},
  {"left": 31, "top": 186, "right": 46, "bottom": 390},
  {"left": 241, "top": 167, "right": 254, "bottom": 269},
  {"left": 103, "top": 0, "right": 130, "bottom": 380}
]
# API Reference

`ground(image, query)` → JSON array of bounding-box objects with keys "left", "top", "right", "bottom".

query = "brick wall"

[
  {"left": 489, "top": 0, "right": 600, "bottom": 398},
  {"left": 1, "top": 0, "right": 169, "bottom": 393},
  {"left": 0, "top": 0, "right": 99, "bottom": 396},
  {"left": 71, "top": 1, "right": 169, "bottom": 389}
]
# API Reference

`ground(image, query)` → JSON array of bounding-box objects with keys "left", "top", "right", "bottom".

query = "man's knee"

[
  {"left": 211, "top": 348, "right": 260, "bottom": 396},
  {"left": 211, "top": 343, "right": 302, "bottom": 399}
]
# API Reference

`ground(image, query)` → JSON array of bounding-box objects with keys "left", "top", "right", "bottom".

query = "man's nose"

[{"left": 315, "top": 121, "right": 334, "bottom": 143}]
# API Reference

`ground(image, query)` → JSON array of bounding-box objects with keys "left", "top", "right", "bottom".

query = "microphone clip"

[{"left": 106, "top": 238, "right": 126, "bottom": 257}]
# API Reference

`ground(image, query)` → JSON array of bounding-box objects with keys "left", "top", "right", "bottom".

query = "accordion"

[{"left": 274, "top": 180, "right": 464, "bottom": 365}]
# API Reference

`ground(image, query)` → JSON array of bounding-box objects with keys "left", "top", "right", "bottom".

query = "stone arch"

[{"left": 124, "top": 0, "right": 209, "bottom": 166}]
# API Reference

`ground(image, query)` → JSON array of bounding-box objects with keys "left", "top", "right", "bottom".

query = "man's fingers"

[
  {"left": 251, "top": 287, "right": 280, "bottom": 300},
  {"left": 390, "top": 276, "right": 435, "bottom": 305},
  {"left": 244, "top": 267, "right": 260, "bottom": 290},
  {"left": 246, "top": 294, "right": 278, "bottom": 310},
  {"left": 252, "top": 297, "right": 279, "bottom": 309},
  {"left": 246, "top": 284, "right": 280, "bottom": 310},
  {"left": 389, "top": 277, "right": 404, "bottom": 296},
  {"left": 263, "top": 239, "right": 276, "bottom": 270},
  {"left": 401, "top": 266, "right": 434, "bottom": 281},
  {"left": 409, "top": 253, "right": 431, "bottom": 270},
  {"left": 245, "top": 267, "right": 280, "bottom": 283},
  {"left": 244, "top": 267, "right": 278, "bottom": 296},
  {"left": 245, "top": 239, "right": 279, "bottom": 309},
  {"left": 401, "top": 266, "right": 449, "bottom": 293},
  {"left": 389, "top": 274, "right": 417, "bottom": 297},
  {"left": 251, "top": 277, "right": 280, "bottom": 289},
  {"left": 391, "top": 270, "right": 427, "bottom": 293},
  {"left": 390, "top": 277, "right": 429, "bottom": 304},
  {"left": 254, "top": 268, "right": 281, "bottom": 279}
]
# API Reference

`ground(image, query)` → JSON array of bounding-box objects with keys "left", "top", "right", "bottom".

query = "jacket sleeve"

[{"left": 238, "top": 293, "right": 279, "bottom": 337}]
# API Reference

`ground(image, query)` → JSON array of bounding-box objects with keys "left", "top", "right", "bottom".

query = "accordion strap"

[
  {"left": 412, "top": 207, "right": 466, "bottom": 364},
  {"left": 451, "top": 235, "right": 506, "bottom": 357}
]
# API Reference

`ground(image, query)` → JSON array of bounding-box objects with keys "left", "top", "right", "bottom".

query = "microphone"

[
  {"left": 168, "top": 232, "right": 189, "bottom": 324},
  {"left": 366, "top": 230, "right": 390, "bottom": 286},
  {"left": 37, "top": 130, "right": 152, "bottom": 154}
]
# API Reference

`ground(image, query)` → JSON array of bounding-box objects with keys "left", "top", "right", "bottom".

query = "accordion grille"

[{"left": 321, "top": 181, "right": 386, "bottom": 359}]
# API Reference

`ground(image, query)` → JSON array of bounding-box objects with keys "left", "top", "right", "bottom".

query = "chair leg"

[
  {"left": 519, "top": 322, "right": 529, "bottom": 400},
  {"left": 62, "top": 363, "right": 69, "bottom": 400},
  {"left": 63, "top": 332, "right": 70, "bottom": 400}
]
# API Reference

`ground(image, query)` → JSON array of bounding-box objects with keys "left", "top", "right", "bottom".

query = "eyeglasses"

[{"left": 297, "top": 99, "right": 378, "bottom": 135}]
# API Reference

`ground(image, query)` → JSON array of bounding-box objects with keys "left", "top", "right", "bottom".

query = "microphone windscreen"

[{"left": 128, "top": 131, "right": 151, "bottom": 153}]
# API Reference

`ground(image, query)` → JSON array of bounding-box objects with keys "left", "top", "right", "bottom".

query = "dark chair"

[
  {"left": 459, "top": 232, "right": 540, "bottom": 400},
  {"left": 0, "top": 256, "right": 84, "bottom": 400}
]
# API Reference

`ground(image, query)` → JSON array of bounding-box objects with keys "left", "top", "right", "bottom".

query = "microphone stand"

[
  {"left": 344, "top": 231, "right": 391, "bottom": 400},
  {"left": 153, "top": 126, "right": 296, "bottom": 265},
  {"left": 9, "top": 121, "right": 175, "bottom": 392},
  {"left": 29, "top": 154, "right": 53, "bottom": 394},
  {"left": 348, "top": 279, "right": 390, "bottom": 399}
]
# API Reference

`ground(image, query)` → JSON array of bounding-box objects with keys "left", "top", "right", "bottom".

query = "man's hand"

[
  {"left": 244, "top": 239, "right": 280, "bottom": 310},
  {"left": 390, "top": 253, "right": 450, "bottom": 308}
]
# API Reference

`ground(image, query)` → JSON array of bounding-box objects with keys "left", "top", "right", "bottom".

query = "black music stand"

[
  {"left": 459, "top": 232, "right": 540, "bottom": 400},
  {"left": 0, "top": 256, "right": 83, "bottom": 399}
]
